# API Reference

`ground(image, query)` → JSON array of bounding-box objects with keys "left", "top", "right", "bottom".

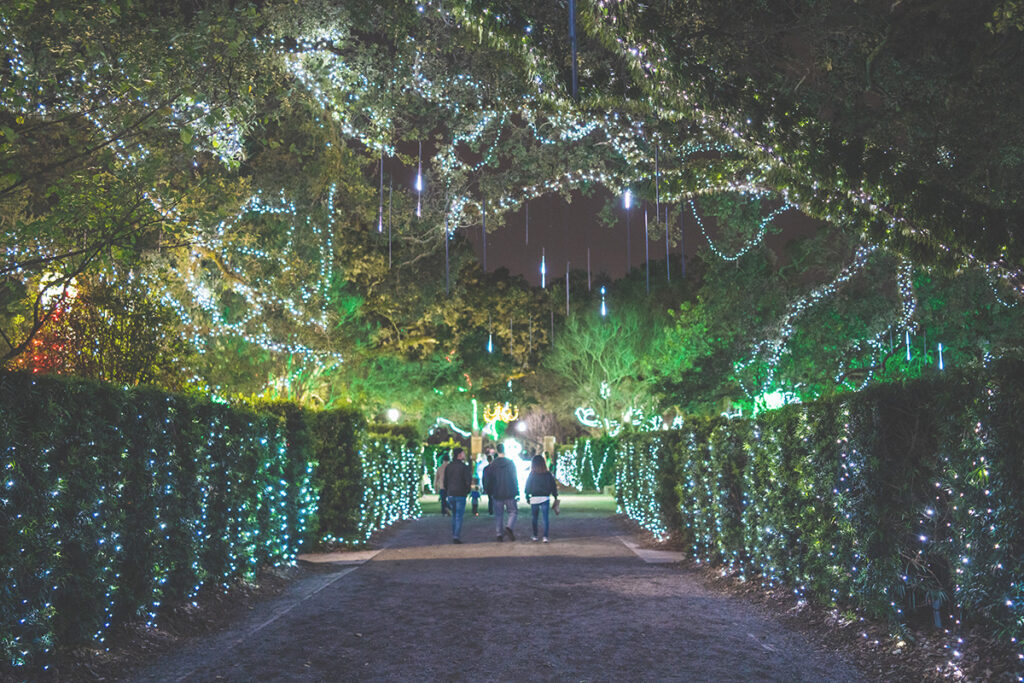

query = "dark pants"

[
  {"left": 471, "top": 496, "right": 479, "bottom": 514},
  {"left": 439, "top": 489, "right": 448, "bottom": 515}
]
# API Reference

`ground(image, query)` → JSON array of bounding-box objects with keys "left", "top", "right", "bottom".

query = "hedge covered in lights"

[
  {"left": 0, "top": 373, "right": 421, "bottom": 672},
  {"left": 555, "top": 436, "right": 617, "bottom": 491},
  {"left": 315, "top": 420, "right": 423, "bottom": 545},
  {"left": 615, "top": 361, "right": 1024, "bottom": 668}
]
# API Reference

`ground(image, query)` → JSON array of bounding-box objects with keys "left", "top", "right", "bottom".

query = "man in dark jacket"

[
  {"left": 443, "top": 447, "right": 472, "bottom": 543},
  {"left": 482, "top": 443, "right": 519, "bottom": 541}
]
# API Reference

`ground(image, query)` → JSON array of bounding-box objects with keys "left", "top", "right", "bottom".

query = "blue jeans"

[
  {"left": 493, "top": 498, "right": 518, "bottom": 536},
  {"left": 531, "top": 500, "right": 550, "bottom": 538},
  {"left": 447, "top": 496, "right": 467, "bottom": 539}
]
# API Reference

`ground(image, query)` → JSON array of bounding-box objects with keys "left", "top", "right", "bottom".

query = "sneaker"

[
  {"left": 496, "top": 535, "right": 503, "bottom": 542},
  {"left": 453, "top": 538, "right": 462, "bottom": 544},
  {"left": 505, "top": 526, "right": 515, "bottom": 541},
  {"left": 542, "top": 537, "right": 549, "bottom": 543},
  {"left": 531, "top": 536, "right": 538, "bottom": 542}
]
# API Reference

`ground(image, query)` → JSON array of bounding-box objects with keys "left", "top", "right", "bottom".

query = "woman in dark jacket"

[{"left": 524, "top": 454, "right": 559, "bottom": 542}]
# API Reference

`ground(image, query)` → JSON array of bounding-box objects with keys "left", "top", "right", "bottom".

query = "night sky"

[
  {"left": 463, "top": 189, "right": 823, "bottom": 288},
  {"left": 464, "top": 189, "right": 700, "bottom": 288}
]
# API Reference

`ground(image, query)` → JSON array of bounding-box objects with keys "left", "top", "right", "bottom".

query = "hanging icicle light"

[
  {"left": 654, "top": 140, "right": 660, "bottom": 224},
  {"left": 568, "top": 0, "right": 579, "bottom": 100},
  {"left": 624, "top": 190, "right": 632, "bottom": 274},
  {"left": 377, "top": 148, "right": 385, "bottom": 232},
  {"left": 525, "top": 200, "right": 529, "bottom": 246},
  {"left": 906, "top": 330, "right": 912, "bottom": 362},
  {"left": 600, "top": 286, "right": 607, "bottom": 316},
  {"left": 680, "top": 206, "right": 686, "bottom": 278},
  {"left": 665, "top": 203, "right": 670, "bottom": 282},
  {"left": 415, "top": 141, "right": 423, "bottom": 219},
  {"left": 388, "top": 177, "right": 393, "bottom": 268},
  {"left": 565, "top": 263, "right": 570, "bottom": 316},
  {"left": 938, "top": 343, "right": 945, "bottom": 370},
  {"left": 541, "top": 247, "right": 546, "bottom": 289},
  {"left": 482, "top": 197, "right": 487, "bottom": 272},
  {"left": 587, "top": 247, "right": 592, "bottom": 291},
  {"left": 644, "top": 205, "right": 650, "bottom": 294}
]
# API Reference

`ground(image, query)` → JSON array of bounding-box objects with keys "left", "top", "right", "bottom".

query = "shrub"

[
  {"left": 614, "top": 361, "right": 1024, "bottom": 664},
  {"left": 0, "top": 372, "right": 316, "bottom": 672},
  {"left": 1, "top": 374, "right": 422, "bottom": 673}
]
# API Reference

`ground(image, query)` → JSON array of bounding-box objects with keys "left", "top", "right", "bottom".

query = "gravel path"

[{"left": 131, "top": 501, "right": 865, "bottom": 682}]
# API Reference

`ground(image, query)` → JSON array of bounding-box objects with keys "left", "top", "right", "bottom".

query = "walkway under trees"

[{"left": 130, "top": 502, "right": 862, "bottom": 682}]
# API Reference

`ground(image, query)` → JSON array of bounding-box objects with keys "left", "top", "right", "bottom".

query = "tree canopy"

[{"left": 3, "top": 0, "right": 1023, "bottom": 432}]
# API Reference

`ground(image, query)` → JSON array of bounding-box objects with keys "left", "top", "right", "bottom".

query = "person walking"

[
  {"left": 483, "top": 450, "right": 495, "bottom": 515},
  {"left": 525, "top": 454, "right": 559, "bottom": 543},
  {"left": 443, "top": 447, "right": 472, "bottom": 543},
  {"left": 483, "top": 443, "right": 519, "bottom": 541},
  {"left": 470, "top": 477, "right": 482, "bottom": 516},
  {"left": 434, "top": 453, "right": 450, "bottom": 516}
]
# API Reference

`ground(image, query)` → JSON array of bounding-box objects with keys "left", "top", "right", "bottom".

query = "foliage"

[
  {"left": 308, "top": 409, "right": 422, "bottom": 545},
  {"left": 352, "top": 435, "right": 422, "bottom": 543},
  {"left": 307, "top": 406, "right": 365, "bottom": 542},
  {"left": 11, "top": 273, "right": 194, "bottom": 389},
  {"left": 554, "top": 435, "right": 617, "bottom": 491},
  {"left": 0, "top": 371, "right": 315, "bottom": 671},
  {"left": 614, "top": 361, "right": 1024, "bottom": 672},
  {"left": 0, "top": 372, "right": 423, "bottom": 673},
  {"left": 368, "top": 423, "right": 420, "bottom": 442},
  {"left": 0, "top": 0, "right": 277, "bottom": 362}
]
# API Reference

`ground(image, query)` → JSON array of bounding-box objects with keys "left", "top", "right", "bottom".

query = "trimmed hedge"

[
  {"left": 555, "top": 435, "right": 618, "bottom": 491},
  {"left": 0, "top": 373, "right": 421, "bottom": 673},
  {"left": 309, "top": 407, "right": 366, "bottom": 541},
  {"left": 614, "top": 361, "right": 1024, "bottom": 663},
  {"left": 353, "top": 436, "right": 423, "bottom": 543}
]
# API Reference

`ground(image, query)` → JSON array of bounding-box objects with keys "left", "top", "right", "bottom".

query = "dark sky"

[
  {"left": 382, "top": 149, "right": 821, "bottom": 288},
  {"left": 464, "top": 189, "right": 703, "bottom": 288},
  {"left": 463, "top": 189, "right": 822, "bottom": 288}
]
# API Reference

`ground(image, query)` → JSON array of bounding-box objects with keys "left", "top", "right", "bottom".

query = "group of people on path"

[{"left": 435, "top": 445, "right": 559, "bottom": 544}]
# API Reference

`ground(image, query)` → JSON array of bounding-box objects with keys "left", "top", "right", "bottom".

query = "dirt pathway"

[{"left": 131, "top": 501, "right": 865, "bottom": 682}]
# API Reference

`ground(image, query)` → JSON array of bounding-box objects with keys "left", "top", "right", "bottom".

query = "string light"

[
  {"left": 431, "top": 417, "right": 471, "bottom": 438},
  {"left": 1, "top": 375, "right": 331, "bottom": 670},
  {"left": 610, "top": 371, "right": 1024, "bottom": 679},
  {"left": 555, "top": 438, "right": 615, "bottom": 492},
  {"left": 689, "top": 198, "right": 792, "bottom": 262}
]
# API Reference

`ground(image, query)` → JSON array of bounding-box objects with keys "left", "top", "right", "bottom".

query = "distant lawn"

[{"left": 418, "top": 492, "right": 617, "bottom": 516}]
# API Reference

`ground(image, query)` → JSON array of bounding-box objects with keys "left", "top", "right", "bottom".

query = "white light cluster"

[{"left": 153, "top": 186, "right": 343, "bottom": 363}]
